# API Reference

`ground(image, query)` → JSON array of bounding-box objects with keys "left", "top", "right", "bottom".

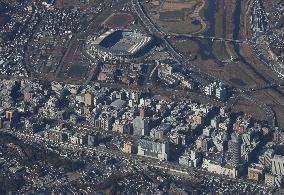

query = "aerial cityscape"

[{"left": 0, "top": 0, "right": 283, "bottom": 194}]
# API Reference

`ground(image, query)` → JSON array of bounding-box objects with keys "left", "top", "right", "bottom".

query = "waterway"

[{"left": 232, "top": 0, "right": 272, "bottom": 84}]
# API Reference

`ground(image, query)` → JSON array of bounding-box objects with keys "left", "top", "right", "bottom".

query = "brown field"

[
  {"left": 248, "top": 89, "right": 284, "bottom": 128},
  {"left": 145, "top": 0, "right": 207, "bottom": 34},
  {"left": 170, "top": 38, "right": 199, "bottom": 59},
  {"left": 231, "top": 97, "right": 268, "bottom": 122},
  {"left": 158, "top": 20, "right": 203, "bottom": 34},
  {"left": 162, "top": 1, "right": 198, "bottom": 11},
  {"left": 56, "top": 37, "right": 91, "bottom": 81}
]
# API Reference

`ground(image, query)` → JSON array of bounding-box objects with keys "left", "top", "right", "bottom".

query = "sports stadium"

[{"left": 90, "top": 29, "right": 153, "bottom": 58}]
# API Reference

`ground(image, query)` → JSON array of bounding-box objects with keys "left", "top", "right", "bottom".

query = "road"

[
  {"left": 131, "top": 0, "right": 277, "bottom": 130},
  {"left": 0, "top": 128, "right": 268, "bottom": 191},
  {"left": 131, "top": 0, "right": 234, "bottom": 86}
]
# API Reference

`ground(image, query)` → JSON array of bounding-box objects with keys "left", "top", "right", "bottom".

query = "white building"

[
  {"left": 202, "top": 159, "right": 239, "bottom": 178},
  {"left": 133, "top": 116, "right": 149, "bottom": 136},
  {"left": 179, "top": 149, "right": 202, "bottom": 167},
  {"left": 272, "top": 155, "right": 284, "bottom": 176},
  {"left": 137, "top": 138, "right": 169, "bottom": 161},
  {"left": 265, "top": 173, "right": 283, "bottom": 188}
]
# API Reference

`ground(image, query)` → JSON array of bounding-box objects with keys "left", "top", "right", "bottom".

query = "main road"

[{"left": 0, "top": 128, "right": 268, "bottom": 192}]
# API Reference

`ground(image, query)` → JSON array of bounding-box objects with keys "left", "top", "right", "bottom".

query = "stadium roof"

[{"left": 92, "top": 29, "right": 152, "bottom": 57}]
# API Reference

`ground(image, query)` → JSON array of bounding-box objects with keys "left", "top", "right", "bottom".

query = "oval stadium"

[{"left": 89, "top": 29, "right": 153, "bottom": 58}]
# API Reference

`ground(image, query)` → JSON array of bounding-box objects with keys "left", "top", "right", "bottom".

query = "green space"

[
  {"left": 67, "top": 64, "right": 88, "bottom": 78},
  {"left": 213, "top": 41, "right": 230, "bottom": 61},
  {"left": 159, "top": 10, "right": 185, "bottom": 21},
  {"left": 212, "top": 0, "right": 230, "bottom": 61},
  {"left": 107, "top": 14, "right": 131, "bottom": 27}
]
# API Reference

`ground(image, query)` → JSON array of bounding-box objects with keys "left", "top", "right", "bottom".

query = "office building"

[
  {"left": 229, "top": 132, "right": 242, "bottom": 167},
  {"left": 133, "top": 116, "right": 149, "bottom": 136},
  {"left": 137, "top": 138, "right": 169, "bottom": 161}
]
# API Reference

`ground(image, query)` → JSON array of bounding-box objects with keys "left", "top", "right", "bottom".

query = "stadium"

[{"left": 90, "top": 29, "right": 153, "bottom": 58}]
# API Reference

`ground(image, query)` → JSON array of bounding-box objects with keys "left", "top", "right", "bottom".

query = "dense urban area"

[{"left": 0, "top": 0, "right": 283, "bottom": 194}]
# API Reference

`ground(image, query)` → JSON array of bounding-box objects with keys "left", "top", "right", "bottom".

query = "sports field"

[
  {"left": 67, "top": 64, "right": 88, "bottom": 78},
  {"left": 104, "top": 12, "right": 134, "bottom": 28}
]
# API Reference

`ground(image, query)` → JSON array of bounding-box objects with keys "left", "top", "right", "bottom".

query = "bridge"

[
  {"left": 242, "top": 81, "right": 284, "bottom": 93},
  {"left": 166, "top": 33, "right": 248, "bottom": 44}
]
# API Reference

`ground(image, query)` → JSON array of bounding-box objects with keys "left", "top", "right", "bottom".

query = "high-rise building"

[
  {"left": 158, "top": 63, "right": 173, "bottom": 77},
  {"left": 265, "top": 173, "right": 283, "bottom": 188},
  {"left": 229, "top": 132, "right": 242, "bottom": 167},
  {"left": 87, "top": 134, "right": 98, "bottom": 146},
  {"left": 84, "top": 92, "right": 94, "bottom": 107},
  {"left": 6, "top": 110, "right": 16, "bottom": 122},
  {"left": 133, "top": 116, "right": 149, "bottom": 136},
  {"left": 272, "top": 155, "right": 284, "bottom": 176},
  {"left": 122, "top": 142, "right": 137, "bottom": 154},
  {"left": 247, "top": 164, "right": 264, "bottom": 182},
  {"left": 216, "top": 85, "right": 227, "bottom": 100},
  {"left": 192, "top": 114, "right": 203, "bottom": 125},
  {"left": 273, "top": 129, "right": 284, "bottom": 143},
  {"left": 204, "top": 84, "right": 215, "bottom": 96},
  {"left": 139, "top": 106, "right": 145, "bottom": 118},
  {"left": 137, "top": 138, "right": 169, "bottom": 161}
]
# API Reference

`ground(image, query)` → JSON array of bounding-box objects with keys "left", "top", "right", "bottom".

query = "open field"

[
  {"left": 212, "top": 0, "right": 230, "bottom": 61},
  {"left": 248, "top": 88, "right": 284, "bottom": 128},
  {"left": 212, "top": 41, "right": 230, "bottom": 61},
  {"left": 67, "top": 64, "right": 89, "bottom": 78},
  {"left": 145, "top": 0, "right": 207, "bottom": 34},
  {"left": 169, "top": 37, "right": 265, "bottom": 88},
  {"left": 103, "top": 12, "right": 134, "bottom": 28},
  {"left": 231, "top": 97, "right": 269, "bottom": 123},
  {"left": 169, "top": 37, "right": 199, "bottom": 60},
  {"left": 57, "top": 38, "right": 91, "bottom": 81},
  {"left": 161, "top": 1, "right": 197, "bottom": 11}
]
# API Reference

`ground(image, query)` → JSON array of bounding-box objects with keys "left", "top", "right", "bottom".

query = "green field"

[
  {"left": 213, "top": 41, "right": 230, "bottom": 61},
  {"left": 106, "top": 13, "right": 132, "bottom": 27},
  {"left": 67, "top": 64, "right": 88, "bottom": 78},
  {"left": 213, "top": 0, "right": 230, "bottom": 61}
]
